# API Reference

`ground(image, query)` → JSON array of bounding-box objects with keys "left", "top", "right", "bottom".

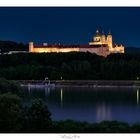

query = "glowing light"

[
  {"left": 96, "top": 103, "right": 111, "bottom": 122},
  {"left": 60, "top": 88, "right": 63, "bottom": 107},
  {"left": 45, "top": 77, "right": 48, "bottom": 80},
  {"left": 137, "top": 89, "right": 139, "bottom": 105},
  {"left": 28, "top": 83, "right": 31, "bottom": 93},
  {"left": 45, "top": 87, "right": 50, "bottom": 97},
  {"left": 30, "top": 47, "right": 79, "bottom": 53}
]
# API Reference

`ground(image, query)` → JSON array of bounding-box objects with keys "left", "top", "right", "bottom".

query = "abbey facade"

[
  {"left": 89, "top": 30, "right": 124, "bottom": 53},
  {"left": 29, "top": 30, "right": 124, "bottom": 57}
]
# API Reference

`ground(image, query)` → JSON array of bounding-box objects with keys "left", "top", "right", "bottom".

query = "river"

[{"left": 22, "top": 86, "right": 140, "bottom": 124}]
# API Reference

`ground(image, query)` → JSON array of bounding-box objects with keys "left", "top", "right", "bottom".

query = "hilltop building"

[
  {"left": 29, "top": 30, "right": 125, "bottom": 57},
  {"left": 89, "top": 30, "right": 124, "bottom": 53}
]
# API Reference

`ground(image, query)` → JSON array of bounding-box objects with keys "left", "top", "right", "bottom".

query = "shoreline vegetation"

[
  {"left": 1, "top": 78, "right": 140, "bottom": 132},
  {"left": 1, "top": 52, "right": 140, "bottom": 81},
  {"left": 19, "top": 80, "right": 140, "bottom": 87}
]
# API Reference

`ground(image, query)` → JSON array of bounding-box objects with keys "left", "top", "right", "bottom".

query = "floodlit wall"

[
  {"left": 110, "top": 45, "right": 125, "bottom": 53},
  {"left": 30, "top": 47, "right": 79, "bottom": 53},
  {"left": 29, "top": 42, "right": 124, "bottom": 57}
]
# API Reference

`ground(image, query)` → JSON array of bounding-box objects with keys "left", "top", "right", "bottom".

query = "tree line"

[
  {"left": 0, "top": 52, "right": 140, "bottom": 80},
  {"left": 0, "top": 41, "right": 28, "bottom": 53}
]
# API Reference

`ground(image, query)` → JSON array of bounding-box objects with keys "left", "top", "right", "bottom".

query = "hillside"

[
  {"left": 125, "top": 46, "right": 140, "bottom": 53},
  {"left": 0, "top": 41, "right": 28, "bottom": 53}
]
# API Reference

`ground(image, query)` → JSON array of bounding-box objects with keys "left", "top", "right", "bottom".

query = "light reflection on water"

[
  {"left": 60, "top": 88, "right": 63, "bottom": 107},
  {"left": 137, "top": 89, "right": 139, "bottom": 105},
  {"left": 22, "top": 85, "right": 140, "bottom": 123},
  {"left": 96, "top": 103, "right": 112, "bottom": 122}
]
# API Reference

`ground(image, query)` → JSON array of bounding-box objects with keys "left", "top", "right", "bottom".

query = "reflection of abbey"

[{"left": 29, "top": 30, "right": 125, "bottom": 57}]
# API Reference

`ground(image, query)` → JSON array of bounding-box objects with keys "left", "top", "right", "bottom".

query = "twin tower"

[{"left": 89, "top": 29, "right": 113, "bottom": 50}]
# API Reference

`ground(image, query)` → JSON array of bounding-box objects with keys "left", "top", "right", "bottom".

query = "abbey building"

[
  {"left": 89, "top": 30, "right": 124, "bottom": 53},
  {"left": 29, "top": 30, "right": 125, "bottom": 57}
]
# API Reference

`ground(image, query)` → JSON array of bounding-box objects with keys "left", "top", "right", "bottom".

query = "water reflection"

[
  {"left": 28, "top": 83, "right": 31, "bottom": 93},
  {"left": 96, "top": 103, "right": 111, "bottom": 122},
  {"left": 45, "top": 87, "right": 50, "bottom": 97},
  {"left": 60, "top": 88, "right": 63, "bottom": 107},
  {"left": 25, "top": 84, "right": 55, "bottom": 98},
  {"left": 137, "top": 89, "right": 139, "bottom": 105},
  {"left": 22, "top": 86, "right": 140, "bottom": 123}
]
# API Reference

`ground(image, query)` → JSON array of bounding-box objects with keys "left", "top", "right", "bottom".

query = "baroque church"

[{"left": 89, "top": 29, "right": 124, "bottom": 53}]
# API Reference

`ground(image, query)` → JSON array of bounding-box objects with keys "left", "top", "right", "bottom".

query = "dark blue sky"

[{"left": 0, "top": 7, "right": 140, "bottom": 47}]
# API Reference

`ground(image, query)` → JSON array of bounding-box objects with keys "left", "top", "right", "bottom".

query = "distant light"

[
  {"left": 137, "top": 77, "right": 139, "bottom": 80},
  {"left": 60, "top": 88, "right": 63, "bottom": 107},
  {"left": 137, "top": 89, "right": 139, "bottom": 105},
  {"left": 43, "top": 43, "right": 48, "bottom": 46},
  {"left": 60, "top": 76, "right": 63, "bottom": 80},
  {"left": 45, "top": 77, "right": 48, "bottom": 80}
]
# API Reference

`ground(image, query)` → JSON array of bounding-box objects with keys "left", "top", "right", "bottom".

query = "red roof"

[{"left": 34, "top": 44, "right": 108, "bottom": 48}]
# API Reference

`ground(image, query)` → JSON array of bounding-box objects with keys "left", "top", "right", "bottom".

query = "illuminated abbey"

[{"left": 29, "top": 30, "right": 125, "bottom": 57}]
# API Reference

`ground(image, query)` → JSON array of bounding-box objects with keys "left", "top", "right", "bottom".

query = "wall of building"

[
  {"left": 29, "top": 42, "right": 109, "bottom": 57},
  {"left": 89, "top": 42, "right": 102, "bottom": 45},
  {"left": 110, "top": 45, "right": 125, "bottom": 53},
  {"left": 30, "top": 46, "right": 80, "bottom": 53},
  {"left": 80, "top": 47, "right": 109, "bottom": 57}
]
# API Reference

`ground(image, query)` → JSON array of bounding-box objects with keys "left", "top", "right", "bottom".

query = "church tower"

[
  {"left": 107, "top": 31, "right": 113, "bottom": 50},
  {"left": 93, "top": 29, "right": 101, "bottom": 42},
  {"left": 101, "top": 30, "right": 106, "bottom": 44},
  {"left": 29, "top": 42, "right": 34, "bottom": 52}
]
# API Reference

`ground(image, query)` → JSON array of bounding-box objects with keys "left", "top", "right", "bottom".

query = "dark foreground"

[
  {"left": 2, "top": 119, "right": 140, "bottom": 133},
  {"left": 2, "top": 78, "right": 140, "bottom": 133},
  {"left": 34, "top": 120, "right": 140, "bottom": 133}
]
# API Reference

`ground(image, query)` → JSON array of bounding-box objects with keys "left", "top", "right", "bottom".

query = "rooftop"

[{"left": 34, "top": 44, "right": 108, "bottom": 48}]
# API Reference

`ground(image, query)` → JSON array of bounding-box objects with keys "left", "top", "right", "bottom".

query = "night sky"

[{"left": 0, "top": 7, "right": 140, "bottom": 47}]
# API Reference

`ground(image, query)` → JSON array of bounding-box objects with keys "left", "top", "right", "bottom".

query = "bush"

[
  {"left": 24, "top": 99, "right": 52, "bottom": 132},
  {"left": 0, "top": 78, "right": 21, "bottom": 95},
  {"left": 0, "top": 93, "right": 22, "bottom": 132}
]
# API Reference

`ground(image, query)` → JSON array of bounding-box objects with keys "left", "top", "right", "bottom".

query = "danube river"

[{"left": 22, "top": 86, "right": 140, "bottom": 124}]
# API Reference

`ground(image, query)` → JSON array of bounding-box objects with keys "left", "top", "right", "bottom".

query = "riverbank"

[{"left": 18, "top": 80, "right": 140, "bottom": 87}]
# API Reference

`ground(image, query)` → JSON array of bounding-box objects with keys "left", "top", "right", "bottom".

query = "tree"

[
  {"left": 0, "top": 78, "right": 21, "bottom": 95},
  {"left": 25, "top": 99, "right": 52, "bottom": 132},
  {"left": 0, "top": 93, "right": 22, "bottom": 132}
]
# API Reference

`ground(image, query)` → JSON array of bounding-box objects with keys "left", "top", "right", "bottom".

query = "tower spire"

[
  {"left": 96, "top": 29, "right": 99, "bottom": 33},
  {"left": 95, "top": 29, "right": 100, "bottom": 36},
  {"left": 108, "top": 30, "right": 111, "bottom": 35},
  {"left": 102, "top": 30, "right": 104, "bottom": 35}
]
